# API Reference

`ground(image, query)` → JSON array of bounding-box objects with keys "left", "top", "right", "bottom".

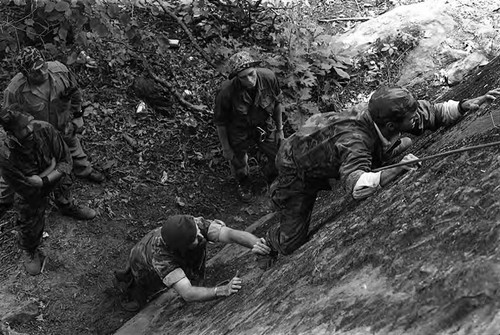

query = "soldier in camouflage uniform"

[
  {"left": 0, "top": 106, "right": 96, "bottom": 275},
  {"left": 214, "top": 51, "right": 285, "bottom": 202},
  {"left": 0, "top": 47, "right": 104, "bottom": 218},
  {"left": 264, "top": 86, "right": 500, "bottom": 257},
  {"left": 114, "top": 214, "right": 270, "bottom": 311}
]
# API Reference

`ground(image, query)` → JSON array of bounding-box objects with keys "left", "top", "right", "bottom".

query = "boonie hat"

[
  {"left": 17, "top": 46, "right": 44, "bottom": 74},
  {"left": 227, "top": 51, "right": 260, "bottom": 79},
  {"left": 368, "top": 86, "right": 418, "bottom": 124},
  {"left": 160, "top": 215, "right": 197, "bottom": 250}
]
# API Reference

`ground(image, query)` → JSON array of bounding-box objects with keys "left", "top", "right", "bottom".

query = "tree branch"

[
  {"left": 140, "top": 56, "right": 209, "bottom": 113},
  {"left": 153, "top": 0, "right": 217, "bottom": 70}
]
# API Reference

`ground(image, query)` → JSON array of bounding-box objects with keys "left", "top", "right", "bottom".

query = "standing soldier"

[
  {"left": 214, "top": 51, "right": 285, "bottom": 202},
  {"left": 0, "top": 106, "right": 96, "bottom": 275},
  {"left": 1, "top": 46, "right": 104, "bottom": 217}
]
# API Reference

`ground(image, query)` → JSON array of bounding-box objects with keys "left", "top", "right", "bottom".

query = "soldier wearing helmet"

[
  {"left": 261, "top": 85, "right": 500, "bottom": 260},
  {"left": 214, "top": 51, "right": 285, "bottom": 202},
  {"left": 1, "top": 46, "right": 104, "bottom": 219},
  {"left": 114, "top": 214, "right": 270, "bottom": 311}
]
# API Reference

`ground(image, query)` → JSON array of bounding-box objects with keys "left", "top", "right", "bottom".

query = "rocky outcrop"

[{"left": 330, "top": 0, "right": 500, "bottom": 88}]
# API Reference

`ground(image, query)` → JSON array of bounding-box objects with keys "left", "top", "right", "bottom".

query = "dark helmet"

[
  {"left": 368, "top": 86, "right": 418, "bottom": 126},
  {"left": 0, "top": 105, "right": 32, "bottom": 133},
  {"left": 160, "top": 215, "right": 198, "bottom": 250}
]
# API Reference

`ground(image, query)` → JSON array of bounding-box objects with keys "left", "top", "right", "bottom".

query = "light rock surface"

[{"left": 330, "top": 0, "right": 500, "bottom": 87}]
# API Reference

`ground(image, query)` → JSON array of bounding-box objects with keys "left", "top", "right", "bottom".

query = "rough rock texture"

[
  {"left": 114, "top": 39, "right": 500, "bottom": 335},
  {"left": 330, "top": 0, "right": 500, "bottom": 87}
]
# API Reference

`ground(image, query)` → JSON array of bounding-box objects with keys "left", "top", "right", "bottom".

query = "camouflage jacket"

[
  {"left": 129, "top": 217, "right": 225, "bottom": 287},
  {"left": 214, "top": 68, "right": 282, "bottom": 132},
  {"left": 3, "top": 61, "right": 82, "bottom": 132},
  {"left": 1, "top": 120, "right": 72, "bottom": 200},
  {"left": 277, "top": 100, "right": 463, "bottom": 195}
]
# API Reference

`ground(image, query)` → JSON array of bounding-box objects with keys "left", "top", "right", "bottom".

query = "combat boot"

[
  {"left": 85, "top": 170, "right": 105, "bottom": 183},
  {"left": 59, "top": 203, "right": 96, "bottom": 220},
  {"left": 0, "top": 202, "right": 13, "bottom": 220},
  {"left": 23, "top": 249, "right": 46, "bottom": 276},
  {"left": 237, "top": 177, "right": 253, "bottom": 203},
  {"left": 256, "top": 249, "right": 278, "bottom": 271}
]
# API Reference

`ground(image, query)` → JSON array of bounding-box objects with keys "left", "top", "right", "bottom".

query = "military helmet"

[
  {"left": 227, "top": 51, "right": 260, "bottom": 79},
  {"left": 17, "top": 46, "right": 44, "bottom": 74},
  {"left": 368, "top": 86, "right": 418, "bottom": 125},
  {"left": 160, "top": 215, "right": 198, "bottom": 250},
  {"left": 0, "top": 105, "right": 32, "bottom": 133}
]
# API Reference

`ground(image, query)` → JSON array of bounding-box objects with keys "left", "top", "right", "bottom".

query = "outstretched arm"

[
  {"left": 172, "top": 276, "right": 242, "bottom": 302},
  {"left": 218, "top": 226, "right": 271, "bottom": 255},
  {"left": 460, "top": 89, "right": 500, "bottom": 112}
]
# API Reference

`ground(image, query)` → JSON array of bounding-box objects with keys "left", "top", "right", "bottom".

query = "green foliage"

[
  {"left": 200, "top": 0, "right": 353, "bottom": 129},
  {"left": 263, "top": 19, "right": 351, "bottom": 128},
  {"left": 354, "top": 26, "right": 422, "bottom": 86},
  {"left": 177, "top": 0, "right": 278, "bottom": 43},
  {"left": 0, "top": 0, "right": 140, "bottom": 63},
  {"left": 1, "top": 0, "right": 352, "bottom": 131}
]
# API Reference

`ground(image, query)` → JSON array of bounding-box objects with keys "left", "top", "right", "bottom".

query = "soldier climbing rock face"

[
  {"left": 263, "top": 86, "right": 500, "bottom": 259},
  {"left": 214, "top": 51, "right": 285, "bottom": 202}
]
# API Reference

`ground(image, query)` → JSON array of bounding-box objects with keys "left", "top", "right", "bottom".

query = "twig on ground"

[
  {"left": 145, "top": 63, "right": 209, "bottom": 113},
  {"left": 318, "top": 17, "right": 371, "bottom": 23},
  {"left": 353, "top": 0, "right": 362, "bottom": 13}
]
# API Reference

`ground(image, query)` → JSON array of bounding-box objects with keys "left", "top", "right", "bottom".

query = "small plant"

[{"left": 355, "top": 25, "right": 422, "bottom": 86}]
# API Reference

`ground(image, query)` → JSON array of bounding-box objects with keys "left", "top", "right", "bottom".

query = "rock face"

[
  {"left": 330, "top": 0, "right": 500, "bottom": 87},
  {"left": 115, "top": 57, "right": 500, "bottom": 335}
]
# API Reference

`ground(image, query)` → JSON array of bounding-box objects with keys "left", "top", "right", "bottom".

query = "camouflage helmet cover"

[
  {"left": 17, "top": 46, "right": 44, "bottom": 74},
  {"left": 368, "top": 86, "right": 418, "bottom": 125},
  {"left": 227, "top": 51, "right": 260, "bottom": 79}
]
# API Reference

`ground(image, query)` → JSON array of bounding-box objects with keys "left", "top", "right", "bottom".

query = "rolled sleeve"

[
  {"left": 194, "top": 216, "right": 226, "bottom": 242},
  {"left": 163, "top": 268, "right": 187, "bottom": 287},
  {"left": 410, "top": 100, "right": 462, "bottom": 135},
  {"left": 207, "top": 219, "right": 225, "bottom": 242},
  {"left": 352, "top": 171, "right": 382, "bottom": 199}
]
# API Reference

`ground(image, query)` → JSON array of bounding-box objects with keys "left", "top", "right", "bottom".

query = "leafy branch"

[{"left": 153, "top": 0, "right": 217, "bottom": 70}]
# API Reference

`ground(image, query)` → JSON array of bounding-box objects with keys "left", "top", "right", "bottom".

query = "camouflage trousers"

[
  {"left": 62, "top": 122, "right": 92, "bottom": 177},
  {"left": 229, "top": 128, "right": 279, "bottom": 184},
  {"left": 266, "top": 172, "right": 329, "bottom": 255},
  {"left": 16, "top": 176, "right": 73, "bottom": 253}
]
